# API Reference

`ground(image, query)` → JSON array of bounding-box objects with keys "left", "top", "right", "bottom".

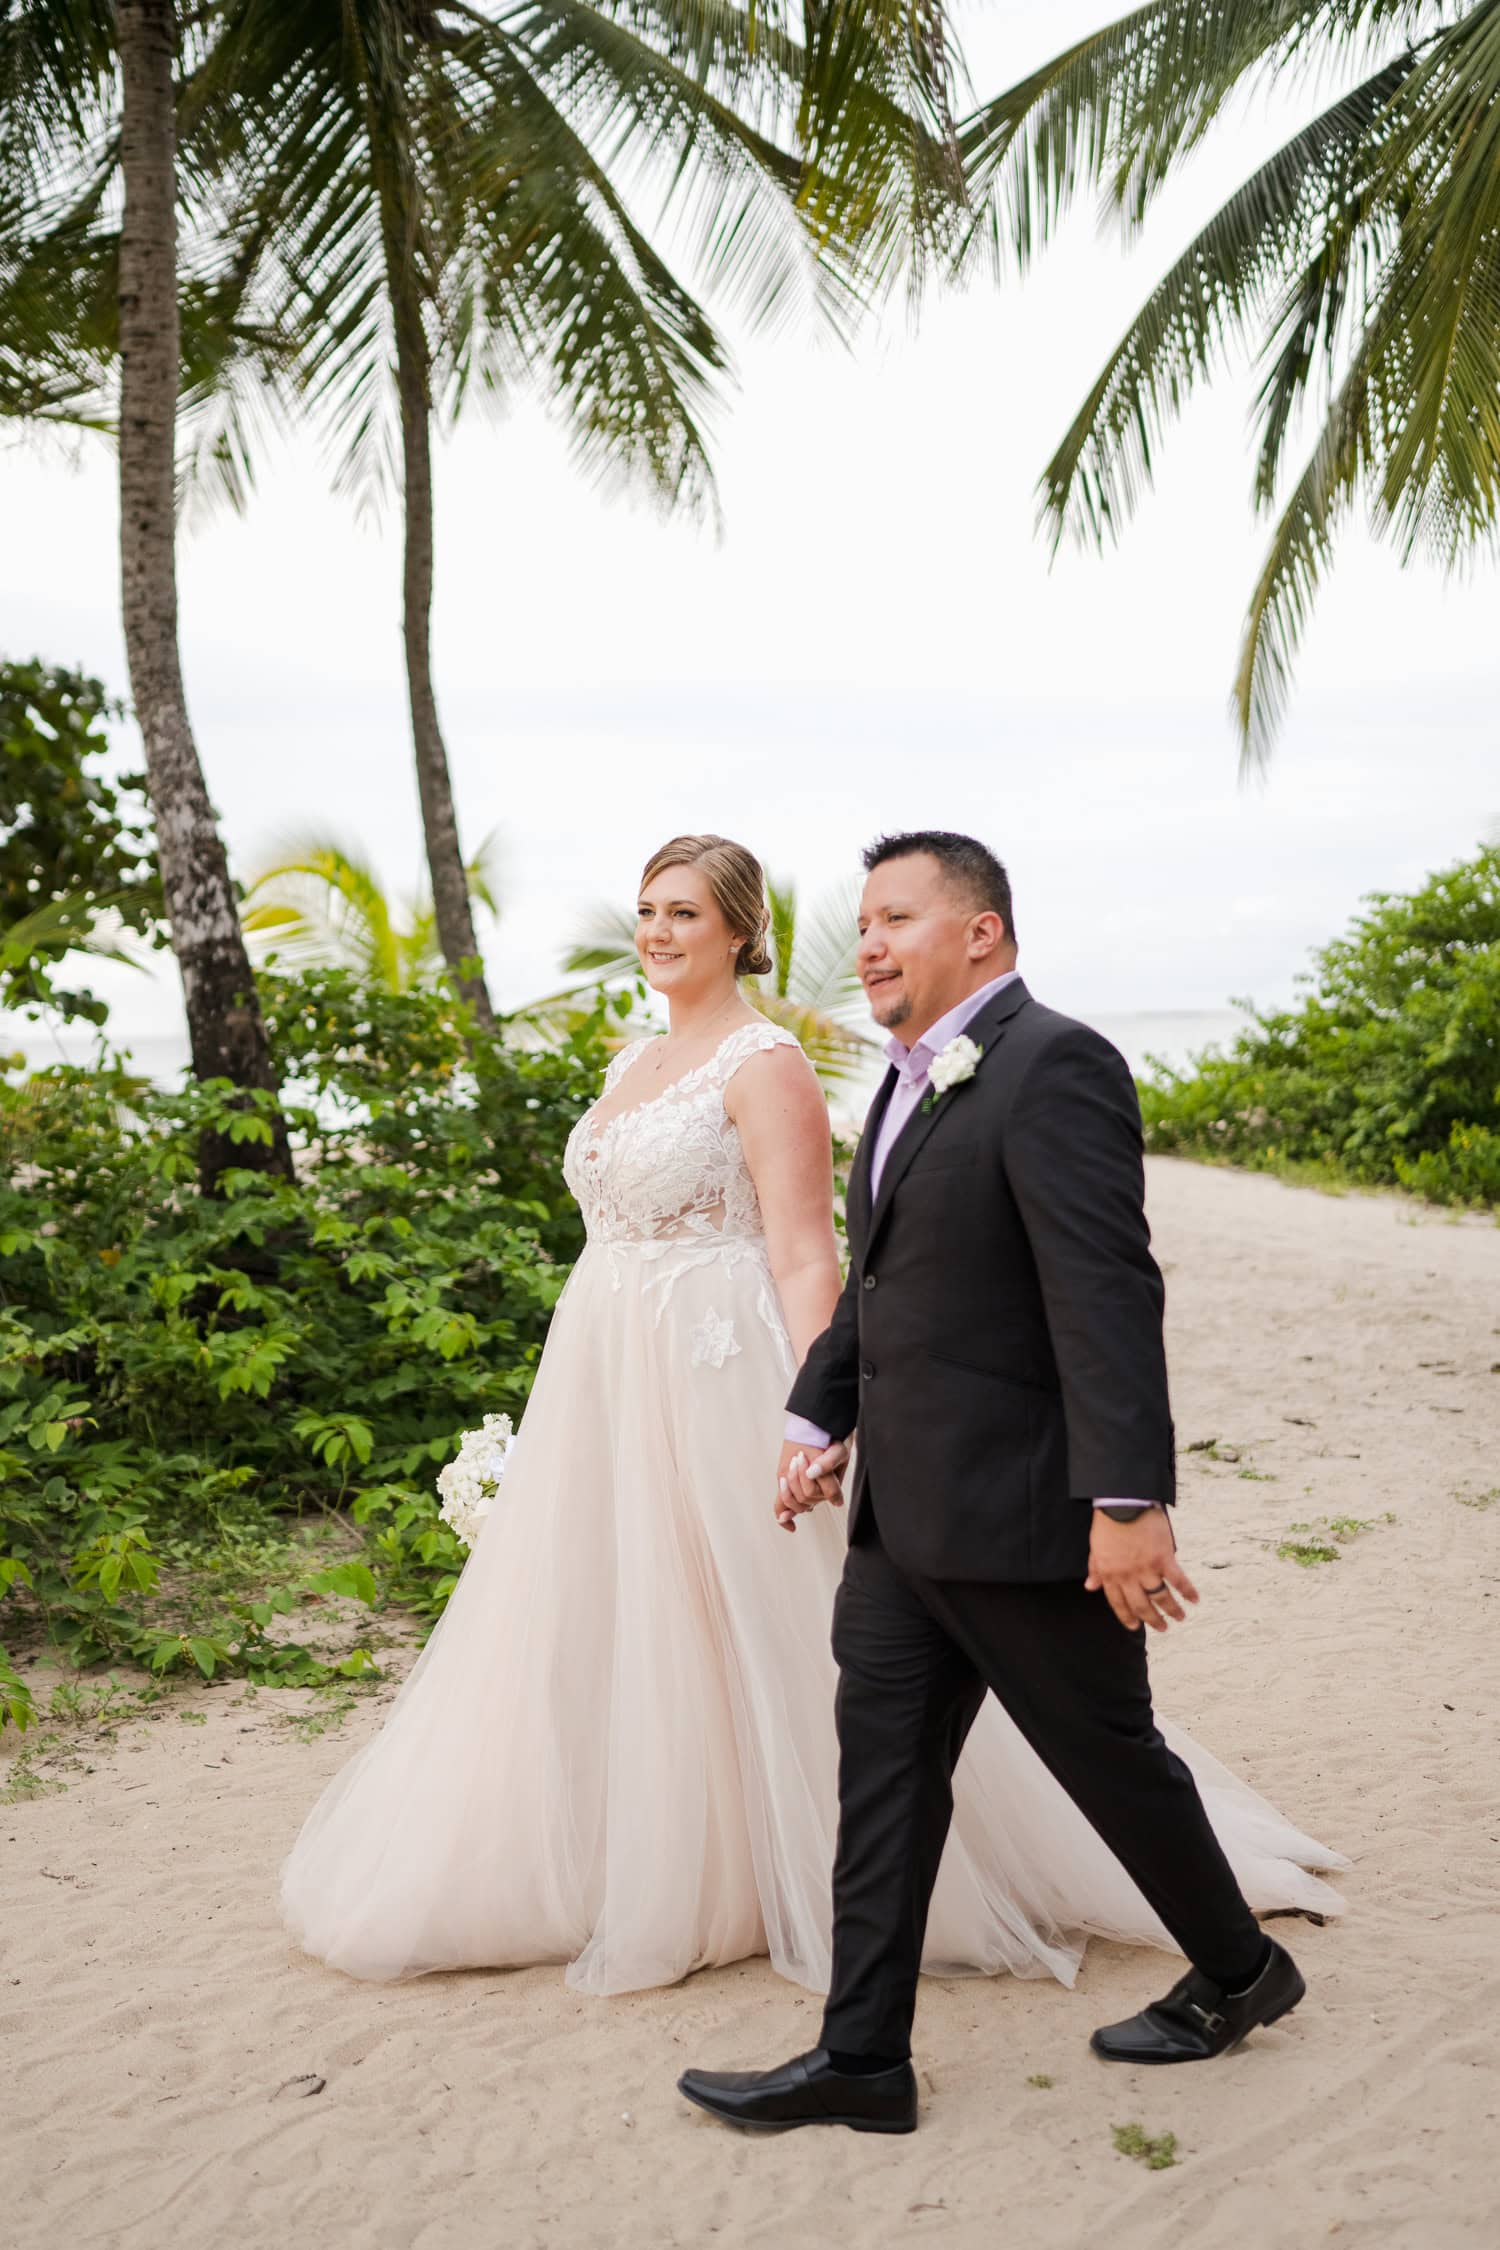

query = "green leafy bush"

[
  {"left": 0, "top": 658, "right": 163, "bottom": 1022},
  {"left": 1139, "top": 845, "right": 1500, "bottom": 1206},
  {"left": 1, "top": 969, "right": 618, "bottom": 1708}
]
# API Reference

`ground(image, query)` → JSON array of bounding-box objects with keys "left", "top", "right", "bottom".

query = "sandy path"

[{"left": 5, "top": 1160, "right": 1498, "bottom": 2250}]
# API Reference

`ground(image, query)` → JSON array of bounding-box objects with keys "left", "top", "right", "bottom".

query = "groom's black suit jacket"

[{"left": 787, "top": 978, "right": 1175, "bottom": 1583}]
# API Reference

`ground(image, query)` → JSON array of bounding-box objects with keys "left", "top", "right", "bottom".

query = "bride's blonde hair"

[{"left": 639, "top": 835, "right": 773, "bottom": 979}]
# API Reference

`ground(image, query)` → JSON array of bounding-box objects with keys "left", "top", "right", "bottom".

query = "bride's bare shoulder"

[{"left": 721, "top": 1025, "right": 826, "bottom": 1130}]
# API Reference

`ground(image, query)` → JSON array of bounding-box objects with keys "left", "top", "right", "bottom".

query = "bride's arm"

[{"left": 726, "top": 1045, "right": 841, "bottom": 1364}]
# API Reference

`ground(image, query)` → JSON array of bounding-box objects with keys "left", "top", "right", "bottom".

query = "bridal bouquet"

[{"left": 436, "top": 1413, "right": 517, "bottom": 1548}]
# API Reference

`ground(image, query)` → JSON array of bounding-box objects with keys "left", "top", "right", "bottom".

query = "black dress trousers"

[{"left": 819, "top": 1500, "right": 1266, "bottom": 2060}]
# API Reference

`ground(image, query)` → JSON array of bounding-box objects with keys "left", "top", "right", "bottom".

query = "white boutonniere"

[{"left": 922, "top": 1033, "right": 982, "bottom": 1112}]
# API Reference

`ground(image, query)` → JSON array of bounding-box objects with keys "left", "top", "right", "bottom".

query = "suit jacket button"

[
  {"left": 860, "top": 1360, "right": 875, "bottom": 1380},
  {"left": 862, "top": 1274, "right": 877, "bottom": 1291}
]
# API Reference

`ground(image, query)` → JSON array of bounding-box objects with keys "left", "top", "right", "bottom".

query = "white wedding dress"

[{"left": 281, "top": 1020, "right": 1345, "bottom": 1993}]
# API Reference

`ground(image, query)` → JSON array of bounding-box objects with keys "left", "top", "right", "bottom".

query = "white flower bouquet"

[{"left": 436, "top": 1412, "right": 517, "bottom": 1548}]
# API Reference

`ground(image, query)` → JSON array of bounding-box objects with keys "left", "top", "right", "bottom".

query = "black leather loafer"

[
  {"left": 1090, "top": 1939, "right": 1305, "bottom": 2064},
  {"left": 677, "top": 2047, "right": 918, "bottom": 2133}
]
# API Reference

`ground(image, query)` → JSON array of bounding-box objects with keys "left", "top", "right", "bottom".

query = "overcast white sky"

[{"left": 3, "top": 1, "right": 1495, "bottom": 1068}]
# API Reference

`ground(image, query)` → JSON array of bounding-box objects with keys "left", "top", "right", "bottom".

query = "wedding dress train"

[{"left": 281, "top": 1020, "right": 1344, "bottom": 1994}]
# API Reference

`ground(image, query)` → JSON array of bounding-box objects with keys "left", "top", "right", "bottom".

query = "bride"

[{"left": 281, "top": 832, "right": 1342, "bottom": 1995}]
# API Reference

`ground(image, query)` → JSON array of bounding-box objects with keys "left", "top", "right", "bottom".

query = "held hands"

[
  {"left": 774, "top": 1438, "right": 850, "bottom": 1533},
  {"left": 1085, "top": 1507, "right": 1200, "bottom": 1632}
]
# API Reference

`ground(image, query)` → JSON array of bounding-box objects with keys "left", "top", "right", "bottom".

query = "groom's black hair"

[{"left": 862, "top": 831, "right": 1015, "bottom": 943}]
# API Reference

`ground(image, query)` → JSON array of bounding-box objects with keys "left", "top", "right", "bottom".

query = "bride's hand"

[{"left": 775, "top": 1439, "right": 850, "bottom": 1532}]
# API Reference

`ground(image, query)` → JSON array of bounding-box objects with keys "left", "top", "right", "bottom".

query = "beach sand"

[{"left": 5, "top": 1159, "right": 1498, "bottom": 2250}]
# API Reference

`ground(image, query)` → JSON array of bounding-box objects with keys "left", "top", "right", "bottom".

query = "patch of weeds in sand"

[
  {"left": 2, "top": 1733, "right": 71, "bottom": 1804},
  {"left": 1457, "top": 1488, "right": 1499, "bottom": 1512},
  {"left": 178, "top": 1710, "right": 208, "bottom": 1726},
  {"left": 1275, "top": 1513, "right": 1395, "bottom": 1566},
  {"left": 1112, "top": 2122, "right": 1178, "bottom": 2170},
  {"left": 275, "top": 1681, "right": 376, "bottom": 1744},
  {"left": 48, "top": 1672, "right": 163, "bottom": 1735},
  {"left": 1278, "top": 1535, "right": 1342, "bottom": 1566},
  {"left": 1187, "top": 1438, "right": 1279, "bottom": 1480},
  {"left": 1026, "top": 2073, "right": 1054, "bottom": 2090}
]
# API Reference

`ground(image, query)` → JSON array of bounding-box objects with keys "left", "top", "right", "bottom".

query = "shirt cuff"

[
  {"left": 1091, "top": 1497, "right": 1160, "bottom": 1509},
  {"left": 785, "top": 1414, "right": 836, "bottom": 1451}
]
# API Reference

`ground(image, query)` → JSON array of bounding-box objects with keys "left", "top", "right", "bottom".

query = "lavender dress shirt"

[{"left": 784, "top": 971, "right": 1153, "bottom": 1511}]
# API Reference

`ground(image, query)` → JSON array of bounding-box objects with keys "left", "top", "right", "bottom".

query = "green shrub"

[
  {"left": 1139, "top": 844, "right": 1500, "bottom": 1206},
  {"left": 0, "top": 658, "right": 164, "bottom": 1022},
  {"left": 0, "top": 969, "right": 619, "bottom": 1704}
]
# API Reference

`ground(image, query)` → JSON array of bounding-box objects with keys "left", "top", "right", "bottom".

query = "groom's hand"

[
  {"left": 775, "top": 1439, "right": 849, "bottom": 1532},
  {"left": 1086, "top": 1507, "right": 1199, "bottom": 1632}
]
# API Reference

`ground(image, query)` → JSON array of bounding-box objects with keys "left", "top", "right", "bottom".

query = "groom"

[{"left": 679, "top": 831, "right": 1305, "bottom": 2135}]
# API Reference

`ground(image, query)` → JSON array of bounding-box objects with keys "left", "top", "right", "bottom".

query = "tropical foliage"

[
  {"left": 3, "top": 0, "right": 986, "bottom": 1019},
  {"left": 242, "top": 832, "right": 501, "bottom": 994},
  {"left": 0, "top": 968, "right": 620, "bottom": 1721},
  {"left": 957, "top": 1, "right": 1500, "bottom": 759},
  {"left": 1139, "top": 842, "right": 1500, "bottom": 1203},
  {"left": 1, "top": 657, "right": 163, "bottom": 1023}
]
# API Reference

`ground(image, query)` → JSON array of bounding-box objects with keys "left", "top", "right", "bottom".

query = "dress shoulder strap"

[{"left": 710, "top": 1019, "right": 805, "bottom": 1089}]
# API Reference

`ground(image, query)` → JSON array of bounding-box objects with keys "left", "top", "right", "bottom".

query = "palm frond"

[
  {"left": 954, "top": 0, "right": 1437, "bottom": 276},
  {"left": 560, "top": 899, "right": 639, "bottom": 979},
  {"left": 1234, "top": 346, "right": 1372, "bottom": 766},
  {"left": 765, "top": 874, "right": 797, "bottom": 995},
  {"left": 749, "top": 992, "right": 872, "bottom": 1088},
  {"left": 1040, "top": 53, "right": 1413, "bottom": 550},
  {"left": 1237, "top": 0, "right": 1500, "bottom": 755},
  {"left": 241, "top": 838, "right": 406, "bottom": 989},
  {"left": 779, "top": 872, "right": 867, "bottom": 1025},
  {"left": 0, "top": 891, "right": 145, "bottom": 981}
]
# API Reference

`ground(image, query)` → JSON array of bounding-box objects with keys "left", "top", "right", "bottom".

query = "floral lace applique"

[
  {"left": 562, "top": 1021, "right": 804, "bottom": 1252},
  {"left": 560, "top": 1020, "right": 808, "bottom": 1355},
  {"left": 690, "top": 1307, "right": 741, "bottom": 1370}
]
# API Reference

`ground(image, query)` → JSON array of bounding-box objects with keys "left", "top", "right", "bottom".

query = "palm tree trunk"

[
  {"left": 378, "top": 161, "right": 495, "bottom": 1030},
  {"left": 116, "top": 0, "right": 292, "bottom": 1185}
]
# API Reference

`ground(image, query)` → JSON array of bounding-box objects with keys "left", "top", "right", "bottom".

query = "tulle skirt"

[{"left": 281, "top": 1236, "right": 1344, "bottom": 1993}]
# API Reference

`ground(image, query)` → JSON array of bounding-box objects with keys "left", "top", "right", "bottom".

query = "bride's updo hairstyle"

[{"left": 640, "top": 834, "right": 773, "bottom": 979}]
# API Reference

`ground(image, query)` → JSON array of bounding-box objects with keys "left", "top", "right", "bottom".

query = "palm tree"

[
  {"left": 955, "top": 2, "right": 1500, "bottom": 764},
  {"left": 241, "top": 831, "right": 500, "bottom": 993},
  {"left": 2, "top": 3, "right": 292, "bottom": 1184},
  {"left": 556, "top": 870, "right": 874, "bottom": 1086},
  {"left": 175, "top": 0, "right": 979, "bottom": 1020},
  {"left": 7, "top": 3, "right": 978, "bottom": 1048}
]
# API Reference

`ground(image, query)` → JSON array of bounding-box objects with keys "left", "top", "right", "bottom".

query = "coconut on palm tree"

[{"left": 957, "top": 1, "right": 1500, "bottom": 762}]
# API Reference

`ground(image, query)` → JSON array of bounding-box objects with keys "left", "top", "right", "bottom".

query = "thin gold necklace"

[{"left": 647, "top": 994, "right": 744, "bottom": 1072}]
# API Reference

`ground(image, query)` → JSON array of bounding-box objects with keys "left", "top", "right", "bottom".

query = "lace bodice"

[{"left": 564, "top": 1021, "right": 804, "bottom": 1250}]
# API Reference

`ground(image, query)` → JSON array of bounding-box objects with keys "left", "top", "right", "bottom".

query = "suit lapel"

[
  {"left": 864, "top": 978, "right": 1033, "bottom": 1249},
  {"left": 847, "top": 1067, "right": 897, "bottom": 1254}
]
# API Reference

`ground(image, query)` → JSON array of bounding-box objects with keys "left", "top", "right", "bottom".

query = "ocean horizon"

[{"left": 5, "top": 1006, "right": 1250, "bottom": 1090}]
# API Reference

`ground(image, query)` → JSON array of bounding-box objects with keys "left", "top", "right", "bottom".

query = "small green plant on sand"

[
  {"left": 1027, "top": 2073, "right": 1054, "bottom": 2090},
  {"left": 1275, "top": 1513, "right": 1395, "bottom": 1566},
  {"left": 1457, "top": 1488, "right": 1498, "bottom": 1512},
  {"left": 1113, "top": 2122, "right": 1178, "bottom": 2170}
]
